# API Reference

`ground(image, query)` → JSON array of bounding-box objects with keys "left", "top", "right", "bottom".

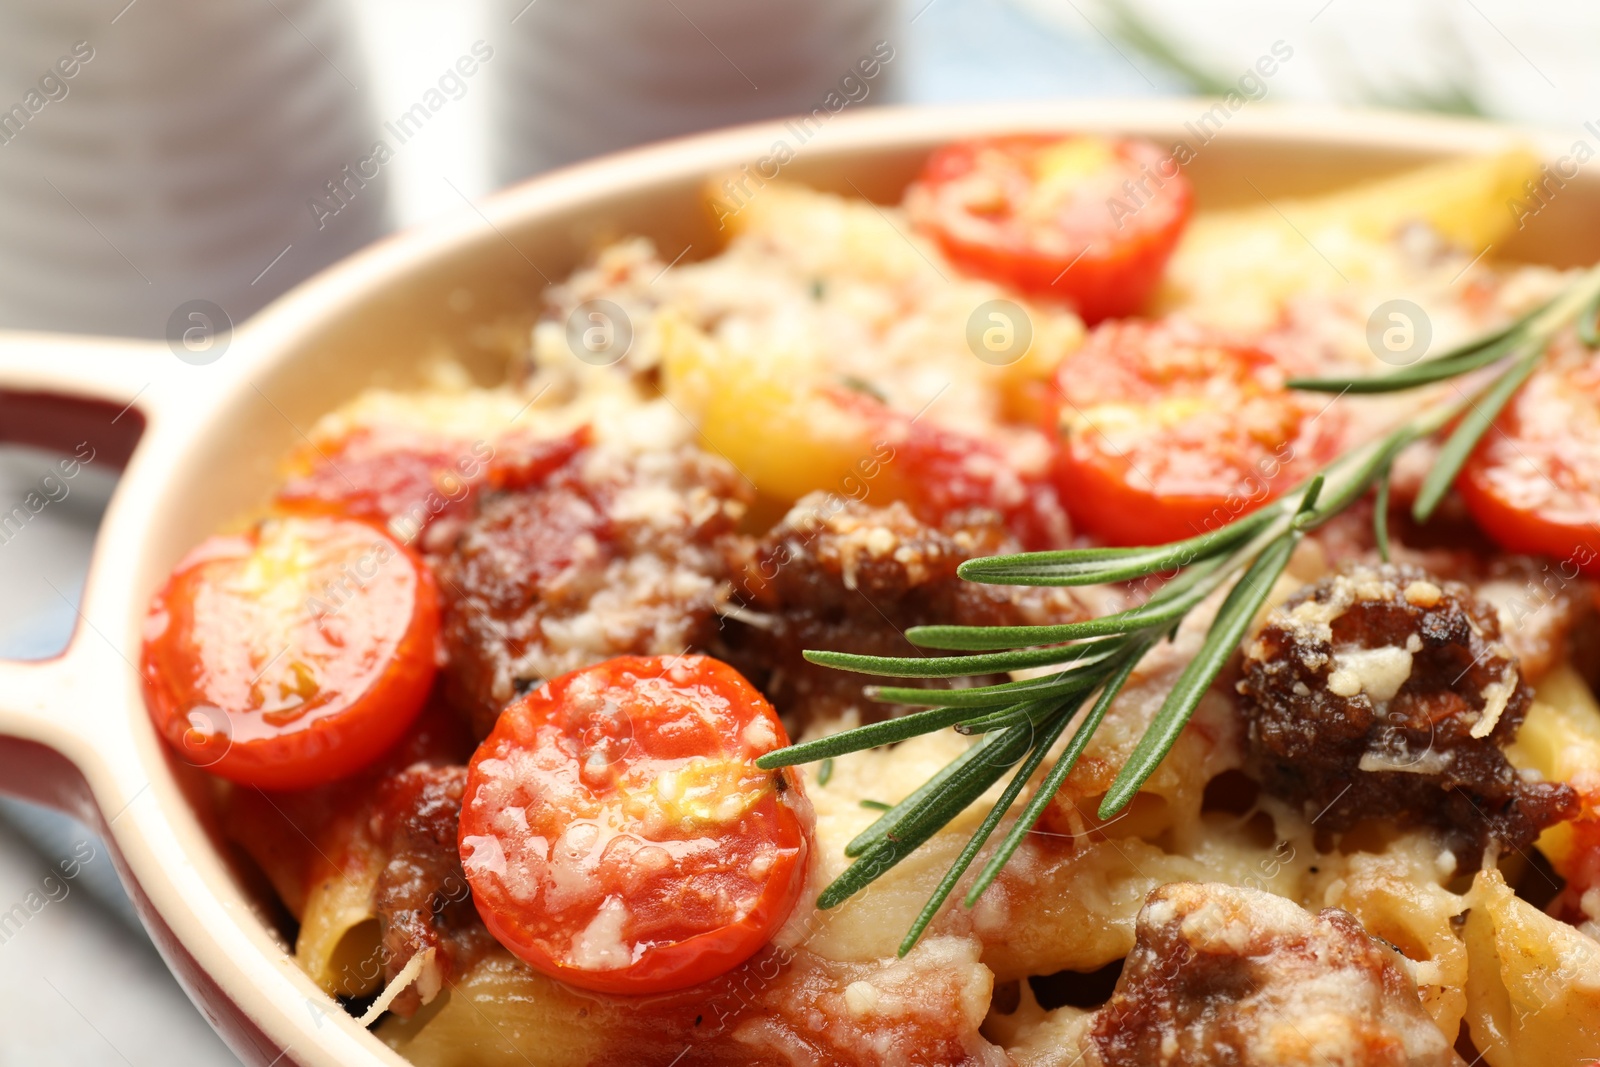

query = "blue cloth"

[{"left": 905, "top": 0, "right": 1183, "bottom": 101}]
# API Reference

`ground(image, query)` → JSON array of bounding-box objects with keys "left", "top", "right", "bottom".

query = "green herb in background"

[{"left": 1093, "top": 0, "right": 1490, "bottom": 117}]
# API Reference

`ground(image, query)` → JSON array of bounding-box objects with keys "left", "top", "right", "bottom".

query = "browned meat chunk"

[
  {"left": 1090, "top": 882, "right": 1463, "bottom": 1067},
  {"left": 1237, "top": 562, "right": 1577, "bottom": 865},
  {"left": 725, "top": 494, "right": 1086, "bottom": 722},
  {"left": 370, "top": 765, "right": 494, "bottom": 1017},
  {"left": 1291, "top": 507, "right": 1597, "bottom": 686},
  {"left": 438, "top": 444, "right": 751, "bottom": 736}
]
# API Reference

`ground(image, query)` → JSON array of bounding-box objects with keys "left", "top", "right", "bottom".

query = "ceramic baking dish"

[{"left": 0, "top": 101, "right": 1593, "bottom": 1066}]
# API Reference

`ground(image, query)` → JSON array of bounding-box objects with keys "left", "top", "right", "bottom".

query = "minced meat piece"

[
  {"left": 1237, "top": 562, "right": 1577, "bottom": 865},
  {"left": 371, "top": 765, "right": 495, "bottom": 1018},
  {"left": 438, "top": 444, "right": 750, "bottom": 737},
  {"left": 1089, "top": 882, "right": 1463, "bottom": 1066},
  {"left": 724, "top": 493, "right": 1086, "bottom": 723},
  {"left": 1286, "top": 506, "right": 1596, "bottom": 687}
]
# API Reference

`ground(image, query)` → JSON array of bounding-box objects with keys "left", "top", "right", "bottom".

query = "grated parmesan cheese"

[
  {"left": 1358, "top": 747, "right": 1454, "bottom": 775},
  {"left": 1403, "top": 580, "right": 1442, "bottom": 608},
  {"left": 843, "top": 981, "right": 881, "bottom": 1017},
  {"left": 1471, "top": 665, "right": 1520, "bottom": 738}
]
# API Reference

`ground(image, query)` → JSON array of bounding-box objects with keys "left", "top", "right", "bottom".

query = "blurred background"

[{"left": 0, "top": 0, "right": 1586, "bottom": 1061}]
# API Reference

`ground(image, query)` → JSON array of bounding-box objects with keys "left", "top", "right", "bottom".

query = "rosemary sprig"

[
  {"left": 1287, "top": 301, "right": 1543, "bottom": 395},
  {"left": 756, "top": 262, "right": 1600, "bottom": 954}
]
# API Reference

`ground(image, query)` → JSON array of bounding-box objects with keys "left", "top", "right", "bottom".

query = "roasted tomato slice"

[
  {"left": 141, "top": 516, "right": 440, "bottom": 790},
  {"left": 905, "top": 134, "right": 1192, "bottom": 323},
  {"left": 825, "top": 387, "right": 1070, "bottom": 550},
  {"left": 1459, "top": 344, "right": 1600, "bottom": 573},
  {"left": 1546, "top": 781, "right": 1600, "bottom": 928},
  {"left": 1053, "top": 319, "right": 1343, "bottom": 546},
  {"left": 458, "top": 655, "right": 811, "bottom": 995},
  {"left": 276, "top": 425, "right": 587, "bottom": 543},
  {"left": 275, "top": 426, "right": 491, "bottom": 539}
]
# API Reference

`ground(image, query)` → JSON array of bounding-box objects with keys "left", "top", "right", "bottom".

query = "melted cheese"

[
  {"left": 1327, "top": 645, "right": 1415, "bottom": 701},
  {"left": 569, "top": 896, "right": 632, "bottom": 970}
]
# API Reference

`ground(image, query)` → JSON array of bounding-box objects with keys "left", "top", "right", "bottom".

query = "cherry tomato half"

[
  {"left": 141, "top": 516, "right": 440, "bottom": 790},
  {"left": 905, "top": 135, "right": 1193, "bottom": 323},
  {"left": 459, "top": 655, "right": 811, "bottom": 995},
  {"left": 1053, "top": 319, "right": 1344, "bottom": 546},
  {"left": 1459, "top": 344, "right": 1600, "bottom": 574}
]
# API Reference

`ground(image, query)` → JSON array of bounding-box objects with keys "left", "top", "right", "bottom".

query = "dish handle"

[{"left": 0, "top": 330, "right": 168, "bottom": 813}]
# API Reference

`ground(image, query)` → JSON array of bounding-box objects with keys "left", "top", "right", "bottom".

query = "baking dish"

[{"left": 0, "top": 101, "right": 1592, "bottom": 1066}]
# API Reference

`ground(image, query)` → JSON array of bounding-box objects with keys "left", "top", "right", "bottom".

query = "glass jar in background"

[
  {"left": 0, "top": 0, "right": 383, "bottom": 338},
  {"left": 490, "top": 0, "right": 903, "bottom": 182}
]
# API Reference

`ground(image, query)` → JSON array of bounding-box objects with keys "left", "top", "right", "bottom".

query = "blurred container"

[
  {"left": 0, "top": 0, "right": 384, "bottom": 338},
  {"left": 491, "top": 0, "right": 903, "bottom": 181}
]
